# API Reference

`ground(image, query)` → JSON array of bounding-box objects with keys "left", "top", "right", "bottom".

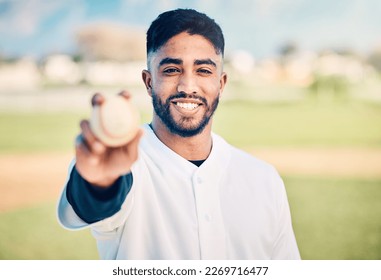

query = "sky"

[{"left": 0, "top": 0, "right": 380, "bottom": 60}]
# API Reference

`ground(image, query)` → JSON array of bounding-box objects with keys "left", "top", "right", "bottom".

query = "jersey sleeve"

[
  {"left": 271, "top": 173, "right": 301, "bottom": 259},
  {"left": 57, "top": 160, "right": 134, "bottom": 231}
]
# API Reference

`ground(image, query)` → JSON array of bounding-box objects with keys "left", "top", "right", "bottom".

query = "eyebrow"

[
  {"left": 159, "top": 57, "right": 182, "bottom": 67},
  {"left": 194, "top": 59, "right": 217, "bottom": 68},
  {"left": 158, "top": 57, "right": 217, "bottom": 68}
]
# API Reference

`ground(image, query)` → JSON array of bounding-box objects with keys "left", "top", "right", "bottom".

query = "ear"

[
  {"left": 219, "top": 72, "right": 228, "bottom": 94},
  {"left": 142, "top": 70, "right": 153, "bottom": 96}
]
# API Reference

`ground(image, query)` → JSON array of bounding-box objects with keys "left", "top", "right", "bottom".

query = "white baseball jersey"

[{"left": 57, "top": 124, "right": 300, "bottom": 259}]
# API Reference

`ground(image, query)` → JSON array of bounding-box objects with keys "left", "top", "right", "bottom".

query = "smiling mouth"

[{"left": 174, "top": 102, "right": 200, "bottom": 110}]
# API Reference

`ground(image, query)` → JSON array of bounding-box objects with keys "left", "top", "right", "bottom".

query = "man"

[{"left": 57, "top": 8, "right": 300, "bottom": 260}]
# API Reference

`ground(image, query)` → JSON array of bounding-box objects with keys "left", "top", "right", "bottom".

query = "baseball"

[{"left": 90, "top": 94, "right": 140, "bottom": 147}]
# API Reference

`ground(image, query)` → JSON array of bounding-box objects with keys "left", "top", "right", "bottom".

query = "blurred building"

[
  {"left": 282, "top": 51, "right": 317, "bottom": 86},
  {"left": 84, "top": 60, "right": 145, "bottom": 86},
  {"left": 76, "top": 23, "right": 146, "bottom": 62},
  {"left": 43, "top": 54, "right": 83, "bottom": 85},
  {"left": 316, "top": 52, "right": 366, "bottom": 83},
  {"left": 229, "top": 50, "right": 255, "bottom": 75},
  {"left": 0, "top": 58, "right": 41, "bottom": 90}
]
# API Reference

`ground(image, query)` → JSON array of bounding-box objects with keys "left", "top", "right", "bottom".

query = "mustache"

[{"left": 167, "top": 92, "right": 208, "bottom": 105}]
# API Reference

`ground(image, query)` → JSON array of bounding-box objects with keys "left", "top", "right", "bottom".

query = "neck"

[{"left": 150, "top": 119, "right": 213, "bottom": 161}]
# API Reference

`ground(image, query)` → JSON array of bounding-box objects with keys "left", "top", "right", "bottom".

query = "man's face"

[{"left": 144, "top": 32, "right": 227, "bottom": 137}]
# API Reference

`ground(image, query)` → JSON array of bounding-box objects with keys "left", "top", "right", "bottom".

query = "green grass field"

[
  {"left": 0, "top": 203, "right": 98, "bottom": 259},
  {"left": 285, "top": 176, "right": 381, "bottom": 260},
  {"left": 214, "top": 99, "right": 381, "bottom": 148},
  {"left": 0, "top": 97, "right": 380, "bottom": 259}
]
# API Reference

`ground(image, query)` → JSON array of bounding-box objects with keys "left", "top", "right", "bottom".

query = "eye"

[
  {"left": 197, "top": 68, "right": 213, "bottom": 75},
  {"left": 163, "top": 67, "right": 181, "bottom": 75}
]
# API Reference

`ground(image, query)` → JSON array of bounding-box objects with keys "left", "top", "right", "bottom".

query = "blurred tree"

[
  {"left": 334, "top": 48, "right": 358, "bottom": 58},
  {"left": 71, "top": 53, "right": 83, "bottom": 63},
  {"left": 368, "top": 49, "right": 381, "bottom": 72},
  {"left": 309, "top": 74, "right": 349, "bottom": 101},
  {"left": 278, "top": 41, "right": 299, "bottom": 68},
  {"left": 0, "top": 54, "right": 19, "bottom": 64},
  {"left": 76, "top": 23, "right": 146, "bottom": 62},
  {"left": 279, "top": 42, "right": 298, "bottom": 57}
]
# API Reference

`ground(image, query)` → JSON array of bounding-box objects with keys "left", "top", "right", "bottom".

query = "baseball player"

[{"left": 57, "top": 8, "right": 300, "bottom": 260}]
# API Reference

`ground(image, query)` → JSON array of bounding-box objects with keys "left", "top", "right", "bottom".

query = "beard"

[{"left": 151, "top": 91, "right": 220, "bottom": 138}]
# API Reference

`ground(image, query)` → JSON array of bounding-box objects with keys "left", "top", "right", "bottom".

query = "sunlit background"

[{"left": 0, "top": 0, "right": 380, "bottom": 260}]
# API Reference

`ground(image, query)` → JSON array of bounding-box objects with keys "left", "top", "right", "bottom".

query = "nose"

[{"left": 176, "top": 72, "right": 198, "bottom": 94}]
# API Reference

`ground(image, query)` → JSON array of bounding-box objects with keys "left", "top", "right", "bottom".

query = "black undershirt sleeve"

[{"left": 66, "top": 165, "right": 133, "bottom": 224}]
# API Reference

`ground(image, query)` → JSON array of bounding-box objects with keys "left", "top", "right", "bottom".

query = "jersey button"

[{"left": 197, "top": 177, "right": 203, "bottom": 184}]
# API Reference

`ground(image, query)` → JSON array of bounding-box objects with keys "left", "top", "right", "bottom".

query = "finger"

[
  {"left": 75, "top": 133, "right": 93, "bottom": 155},
  {"left": 75, "top": 134, "right": 100, "bottom": 165},
  {"left": 118, "top": 90, "right": 132, "bottom": 100},
  {"left": 80, "top": 120, "right": 96, "bottom": 144},
  {"left": 75, "top": 133, "right": 85, "bottom": 148},
  {"left": 80, "top": 120, "right": 106, "bottom": 155},
  {"left": 91, "top": 93, "right": 105, "bottom": 106}
]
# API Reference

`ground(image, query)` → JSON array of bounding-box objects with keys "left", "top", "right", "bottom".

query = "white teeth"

[{"left": 176, "top": 102, "right": 198, "bottom": 110}]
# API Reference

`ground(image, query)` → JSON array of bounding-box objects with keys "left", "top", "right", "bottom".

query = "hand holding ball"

[{"left": 90, "top": 94, "right": 140, "bottom": 147}]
